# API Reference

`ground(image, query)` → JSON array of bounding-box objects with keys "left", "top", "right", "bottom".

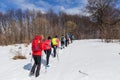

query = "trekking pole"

[
  {"left": 30, "top": 53, "right": 33, "bottom": 63},
  {"left": 41, "top": 52, "right": 48, "bottom": 73},
  {"left": 56, "top": 47, "right": 60, "bottom": 61},
  {"left": 79, "top": 70, "right": 88, "bottom": 76}
]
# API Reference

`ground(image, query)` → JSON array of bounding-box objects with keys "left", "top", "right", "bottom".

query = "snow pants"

[
  {"left": 52, "top": 46, "right": 57, "bottom": 57},
  {"left": 30, "top": 55, "right": 41, "bottom": 77},
  {"left": 44, "top": 49, "right": 51, "bottom": 65},
  {"left": 61, "top": 41, "right": 65, "bottom": 49}
]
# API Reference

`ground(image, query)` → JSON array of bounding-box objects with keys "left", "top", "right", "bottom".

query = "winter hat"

[
  {"left": 48, "top": 36, "right": 51, "bottom": 39},
  {"left": 55, "top": 35, "right": 58, "bottom": 38},
  {"left": 34, "top": 36, "right": 42, "bottom": 40}
]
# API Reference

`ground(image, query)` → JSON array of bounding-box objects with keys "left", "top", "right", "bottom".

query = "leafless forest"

[{"left": 0, "top": 0, "right": 120, "bottom": 45}]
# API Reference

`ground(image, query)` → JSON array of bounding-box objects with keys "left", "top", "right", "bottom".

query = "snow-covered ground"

[{"left": 0, "top": 39, "right": 120, "bottom": 80}]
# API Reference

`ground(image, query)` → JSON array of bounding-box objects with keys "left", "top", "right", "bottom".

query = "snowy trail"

[
  {"left": 1, "top": 40, "right": 120, "bottom": 80},
  {"left": 39, "top": 41, "right": 87, "bottom": 80},
  {"left": 41, "top": 40, "right": 120, "bottom": 80}
]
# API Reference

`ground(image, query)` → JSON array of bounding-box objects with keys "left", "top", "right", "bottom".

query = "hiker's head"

[
  {"left": 55, "top": 35, "right": 58, "bottom": 38},
  {"left": 34, "top": 36, "right": 42, "bottom": 40},
  {"left": 48, "top": 36, "right": 51, "bottom": 40}
]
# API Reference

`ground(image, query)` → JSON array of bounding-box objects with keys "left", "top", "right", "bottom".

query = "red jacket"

[
  {"left": 44, "top": 40, "right": 51, "bottom": 50},
  {"left": 32, "top": 36, "right": 45, "bottom": 56}
]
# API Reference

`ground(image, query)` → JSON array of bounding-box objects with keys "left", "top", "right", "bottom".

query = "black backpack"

[{"left": 61, "top": 37, "right": 64, "bottom": 41}]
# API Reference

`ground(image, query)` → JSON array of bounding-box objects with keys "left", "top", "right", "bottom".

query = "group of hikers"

[{"left": 29, "top": 33, "right": 74, "bottom": 77}]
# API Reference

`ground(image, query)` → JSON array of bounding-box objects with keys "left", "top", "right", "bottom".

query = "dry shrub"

[
  {"left": 11, "top": 44, "right": 19, "bottom": 47},
  {"left": 12, "top": 55, "right": 26, "bottom": 60},
  {"left": 24, "top": 43, "right": 29, "bottom": 47}
]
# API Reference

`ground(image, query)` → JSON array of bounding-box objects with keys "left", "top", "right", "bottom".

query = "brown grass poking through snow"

[{"left": 12, "top": 55, "right": 26, "bottom": 60}]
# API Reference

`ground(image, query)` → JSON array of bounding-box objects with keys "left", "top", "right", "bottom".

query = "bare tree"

[{"left": 86, "top": 0, "right": 120, "bottom": 41}]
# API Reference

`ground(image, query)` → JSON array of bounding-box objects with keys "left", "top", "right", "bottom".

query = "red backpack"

[
  {"left": 32, "top": 36, "right": 42, "bottom": 52},
  {"left": 44, "top": 40, "right": 51, "bottom": 50}
]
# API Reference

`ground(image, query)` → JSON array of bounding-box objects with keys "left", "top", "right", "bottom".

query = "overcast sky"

[{"left": 0, "top": 0, "right": 88, "bottom": 15}]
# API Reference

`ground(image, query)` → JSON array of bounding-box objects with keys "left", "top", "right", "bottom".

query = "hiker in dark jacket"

[{"left": 60, "top": 35, "right": 65, "bottom": 49}]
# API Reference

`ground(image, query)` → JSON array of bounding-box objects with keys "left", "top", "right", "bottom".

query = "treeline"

[
  {"left": 0, "top": 0, "right": 120, "bottom": 45},
  {"left": 0, "top": 9, "right": 97, "bottom": 45}
]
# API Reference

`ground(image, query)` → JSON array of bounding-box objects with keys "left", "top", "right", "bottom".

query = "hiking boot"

[
  {"left": 35, "top": 70, "right": 40, "bottom": 77},
  {"left": 46, "top": 64, "right": 50, "bottom": 67},
  {"left": 29, "top": 72, "right": 34, "bottom": 76},
  {"left": 35, "top": 66, "right": 40, "bottom": 77}
]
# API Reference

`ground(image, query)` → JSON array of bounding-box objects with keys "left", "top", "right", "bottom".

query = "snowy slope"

[{"left": 0, "top": 39, "right": 120, "bottom": 80}]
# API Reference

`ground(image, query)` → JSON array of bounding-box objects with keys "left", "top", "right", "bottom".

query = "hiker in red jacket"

[
  {"left": 44, "top": 36, "right": 52, "bottom": 67},
  {"left": 30, "top": 35, "right": 45, "bottom": 77}
]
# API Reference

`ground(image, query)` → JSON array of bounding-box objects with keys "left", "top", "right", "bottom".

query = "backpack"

[
  {"left": 52, "top": 38, "right": 57, "bottom": 46},
  {"left": 61, "top": 37, "right": 65, "bottom": 42},
  {"left": 44, "top": 40, "right": 51, "bottom": 50},
  {"left": 32, "top": 39, "right": 41, "bottom": 52}
]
